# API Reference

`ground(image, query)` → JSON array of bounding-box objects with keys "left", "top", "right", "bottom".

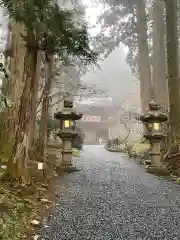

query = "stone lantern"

[
  {"left": 54, "top": 99, "right": 83, "bottom": 172},
  {"left": 140, "top": 99, "right": 168, "bottom": 171}
]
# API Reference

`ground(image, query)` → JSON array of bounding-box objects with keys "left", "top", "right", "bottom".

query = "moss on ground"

[
  {"left": 0, "top": 180, "right": 56, "bottom": 240},
  {"left": 0, "top": 185, "right": 31, "bottom": 239}
]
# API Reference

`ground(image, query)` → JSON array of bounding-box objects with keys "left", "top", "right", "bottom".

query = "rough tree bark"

[
  {"left": 165, "top": 0, "right": 180, "bottom": 146},
  {"left": 27, "top": 50, "right": 41, "bottom": 154},
  {"left": 0, "top": 22, "right": 26, "bottom": 158},
  {"left": 136, "top": 0, "right": 152, "bottom": 112},
  {"left": 152, "top": 0, "right": 168, "bottom": 112},
  {"left": 38, "top": 54, "right": 54, "bottom": 162},
  {"left": 7, "top": 31, "right": 38, "bottom": 183}
]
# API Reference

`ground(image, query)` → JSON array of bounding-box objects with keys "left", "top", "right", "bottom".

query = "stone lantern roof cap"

[
  {"left": 140, "top": 113, "right": 167, "bottom": 123},
  {"left": 140, "top": 98, "right": 168, "bottom": 123},
  {"left": 54, "top": 111, "right": 83, "bottom": 120}
]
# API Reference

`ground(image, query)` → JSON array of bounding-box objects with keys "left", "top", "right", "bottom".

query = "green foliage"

[
  {"left": 35, "top": 119, "right": 40, "bottom": 138},
  {"left": 72, "top": 148, "right": 80, "bottom": 156},
  {"left": 0, "top": 0, "right": 98, "bottom": 65},
  {"left": 0, "top": 187, "right": 33, "bottom": 240},
  {"left": 131, "top": 141, "right": 150, "bottom": 155}
]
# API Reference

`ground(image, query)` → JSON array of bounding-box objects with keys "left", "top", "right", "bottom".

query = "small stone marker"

[{"left": 38, "top": 162, "right": 43, "bottom": 170}]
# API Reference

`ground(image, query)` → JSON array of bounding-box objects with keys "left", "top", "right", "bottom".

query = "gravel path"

[{"left": 39, "top": 145, "right": 180, "bottom": 240}]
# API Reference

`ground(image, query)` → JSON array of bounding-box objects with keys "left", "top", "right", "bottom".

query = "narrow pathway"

[{"left": 40, "top": 145, "right": 180, "bottom": 240}]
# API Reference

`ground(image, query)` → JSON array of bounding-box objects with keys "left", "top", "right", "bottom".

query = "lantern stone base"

[
  {"left": 145, "top": 165, "right": 170, "bottom": 176},
  {"left": 56, "top": 150, "right": 80, "bottom": 173},
  {"left": 46, "top": 148, "right": 62, "bottom": 167},
  {"left": 56, "top": 163, "right": 80, "bottom": 173}
]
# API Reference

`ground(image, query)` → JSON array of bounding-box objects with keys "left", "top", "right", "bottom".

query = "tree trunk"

[
  {"left": 165, "top": 0, "right": 180, "bottom": 146},
  {"left": 0, "top": 22, "right": 26, "bottom": 158},
  {"left": 38, "top": 54, "right": 54, "bottom": 162},
  {"left": 136, "top": 0, "right": 152, "bottom": 112},
  {"left": 152, "top": 0, "right": 168, "bottom": 112},
  {"left": 9, "top": 21, "right": 26, "bottom": 116},
  {"left": 27, "top": 50, "right": 41, "bottom": 154},
  {"left": 7, "top": 31, "right": 38, "bottom": 183}
]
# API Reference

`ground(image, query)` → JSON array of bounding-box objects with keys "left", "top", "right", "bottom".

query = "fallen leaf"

[
  {"left": 33, "top": 235, "right": 39, "bottom": 240},
  {"left": 30, "top": 220, "right": 40, "bottom": 226},
  {"left": 40, "top": 198, "right": 52, "bottom": 203}
]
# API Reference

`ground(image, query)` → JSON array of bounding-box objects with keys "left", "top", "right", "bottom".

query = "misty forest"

[{"left": 1, "top": 0, "right": 180, "bottom": 239}]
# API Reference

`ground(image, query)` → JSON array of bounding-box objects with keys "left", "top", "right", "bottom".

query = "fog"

[
  {"left": 78, "top": 44, "right": 142, "bottom": 142},
  {"left": 82, "top": 45, "right": 141, "bottom": 112}
]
